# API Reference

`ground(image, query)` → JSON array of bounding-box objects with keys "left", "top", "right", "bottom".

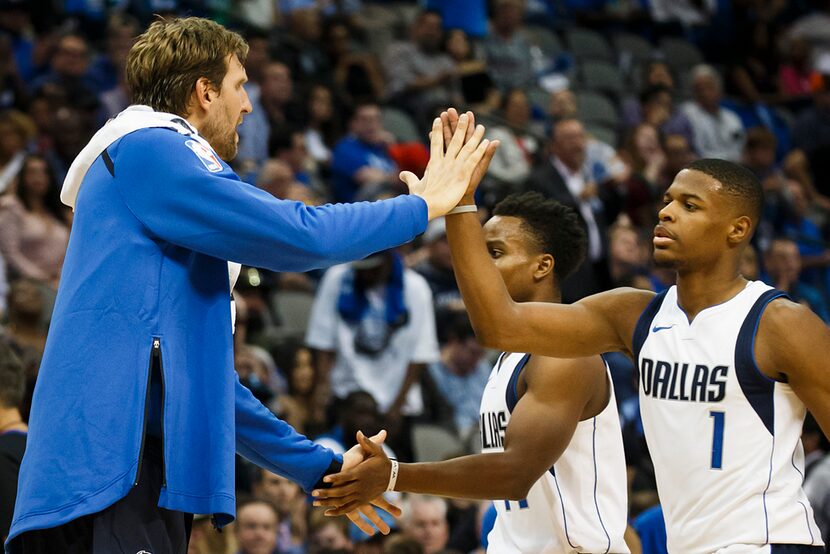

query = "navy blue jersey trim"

[
  {"left": 549, "top": 466, "right": 578, "bottom": 550},
  {"left": 770, "top": 544, "right": 825, "bottom": 553},
  {"left": 102, "top": 149, "right": 115, "bottom": 177},
  {"left": 762, "top": 435, "right": 775, "bottom": 544},
  {"left": 632, "top": 289, "right": 669, "bottom": 369},
  {"left": 592, "top": 417, "right": 612, "bottom": 554},
  {"left": 505, "top": 354, "right": 531, "bottom": 413},
  {"left": 798, "top": 501, "right": 816, "bottom": 545},
  {"left": 734, "top": 289, "right": 788, "bottom": 435}
]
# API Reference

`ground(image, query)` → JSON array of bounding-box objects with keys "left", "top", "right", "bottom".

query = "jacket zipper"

[
  {"left": 135, "top": 338, "right": 167, "bottom": 487},
  {"left": 156, "top": 338, "right": 167, "bottom": 488},
  {"left": 134, "top": 338, "right": 157, "bottom": 486}
]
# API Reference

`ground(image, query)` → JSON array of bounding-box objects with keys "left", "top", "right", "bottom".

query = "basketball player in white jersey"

[
  {"left": 313, "top": 192, "right": 631, "bottom": 553},
  {"left": 412, "top": 110, "right": 827, "bottom": 553}
]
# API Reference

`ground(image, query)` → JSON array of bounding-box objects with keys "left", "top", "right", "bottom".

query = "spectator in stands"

[
  {"left": 622, "top": 84, "right": 695, "bottom": 148},
  {"left": 235, "top": 497, "right": 282, "bottom": 554},
  {"left": 402, "top": 496, "right": 451, "bottom": 554},
  {"left": 306, "top": 250, "right": 439, "bottom": 459},
  {"left": 29, "top": 32, "right": 98, "bottom": 109},
  {"left": 279, "top": 5, "right": 332, "bottom": 84},
  {"left": 237, "top": 60, "right": 298, "bottom": 178},
  {"left": 273, "top": 339, "right": 327, "bottom": 435},
  {"left": 792, "top": 73, "right": 830, "bottom": 196},
  {"left": 661, "top": 133, "right": 695, "bottom": 180},
  {"left": 87, "top": 13, "right": 139, "bottom": 95},
  {"left": 778, "top": 36, "right": 819, "bottom": 102},
  {"left": 324, "top": 18, "right": 385, "bottom": 104},
  {"left": 525, "top": 118, "right": 612, "bottom": 301},
  {"left": 608, "top": 220, "right": 650, "bottom": 286},
  {"left": 0, "top": 338, "right": 26, "bottom": 541},
  {"left": 0, "top": 34, "right": 28, "bottom": 112},
  {"left": 0, "top": 110, "right": 32, "bottom": 195},
  {"left": 383, "top": 10, "right": 458, "bottom": 129},
  {"left": 487, "top": 89, "right": 540, "bottom": 187},
  {"left": 780, "top": 179, "right": 830, "bottom": 295},
  {"left": 412, "top": 218, "right": 464, "bottom": 335},
  {"left": 302, "top": 83, "right": 342, "bottom": 168},
  {"left": 762, "top": 237, "right": 830, "bottom": 323},
  {"left": 308, "top": 508, "right": 354, "bottom": 553},
  {"left": 268, "top": 125, "right": 314, "bottom": 188},
  {"left": 444, "top": 29, "right": 499, "bottom": 113},
  {"left": 330, "top": 101, "right": 398, "bottom": 202},
  {"left": 0, "top": 154, "right": 68, "bottom": 288},
  {"left": 618, "top": 123, "right": 666, "bottom": 226},
  {"left": 235, "top": 30, "right": 272, "bottom": 179},
  {"left": 4, "top": 279, "right": 46, "bottom": 356},
  {"left": 252, "top": 469, "right": 308, "bottom": 554},
  {"left": 483, "top": 0, "right": 534, "bottom": 92},
  {"left": 681, "top": 64, "right": 746, "bottom": 161},
  {"left": 427, "top": 313, "right": 490, "bottom": 439}
]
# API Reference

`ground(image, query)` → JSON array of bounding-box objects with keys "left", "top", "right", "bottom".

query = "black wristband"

[{"left": 312, "top": 458, "right": 343, "bottom": 490}]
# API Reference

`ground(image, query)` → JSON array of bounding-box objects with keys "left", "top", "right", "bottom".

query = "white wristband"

[
  {"left": 447, "top": 204, "right": 477, "bottom": 215},
  {"left": 386, "top": 459, "right": 399, "bottom": 492}
]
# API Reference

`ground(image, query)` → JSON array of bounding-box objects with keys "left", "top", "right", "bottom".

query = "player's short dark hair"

[
  {"left": 493, "top": 192, "right": 587, "bottom": 282},
  {"left": 0, "top": 339, "right": 25, "bottom": 409},
  {"left": 684, "top": 158, "right": 763, "bottom": 223}
]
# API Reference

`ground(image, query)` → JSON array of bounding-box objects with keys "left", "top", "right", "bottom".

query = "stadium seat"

[
  {"left": 580, "top": 60, "right": 625, "bottom": 99},
  {"left": 564, "top": 27, "right": 613, "bottom": 62},
  {"left": 526, "top": 86, "right": 551, "bottom": 111},
  {"left": 524, "top": 25, "right": 564, "bottom": 60},
  {"left": 382, "top": 107, "right": 422, "bottom": 143},
  {"left": 613, "top": 32, "right": 654, "bottom": 64},
  {"left": 659, "top": 37, "right": 704, "bottom": 72},
  {"left": 412, "top": 423, "right": 465, "bottom": 462},
  {"left": 585, "top": 123, "right": 618, "bottom": 148},
  {"left": 269, "top": 290, "right": 315, "bottom": 340},
  {"left": 575, "top": 90, "right": 620, "bottom": 128}
]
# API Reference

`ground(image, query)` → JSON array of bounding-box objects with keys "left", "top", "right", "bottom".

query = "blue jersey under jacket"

[{"left": 6, "top": 127, "right": 428, "bottom": 546}]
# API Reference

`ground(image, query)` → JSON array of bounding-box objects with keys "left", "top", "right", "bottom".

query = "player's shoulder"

[
  {"left": 524, "top": 351, "right": 606, "bottom": 394},
  {"left": 758, "top": 294, "right": 825, "bottom": 340},
  {"left": 112, "top": 128, "right": 225, "bottom": 172}
]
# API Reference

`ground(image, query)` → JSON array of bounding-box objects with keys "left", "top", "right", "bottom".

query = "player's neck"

[
  {"left": 528, "top": 286, "right": 560, "bottom": 304},
  {"left": 675, "top": 268, "right": 748, "bottom": 322}
]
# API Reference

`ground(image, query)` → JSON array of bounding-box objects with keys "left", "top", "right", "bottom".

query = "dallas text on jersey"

[{"left": 640, "top": 358, "right": 727, "bottom": 402}]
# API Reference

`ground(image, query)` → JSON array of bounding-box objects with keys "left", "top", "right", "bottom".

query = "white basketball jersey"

[
  {"left": 480, "top": 352, "right": 630, "bottom": 554},
  {"left": 635, "top": 281, "right": 823, "bottom": 553}
]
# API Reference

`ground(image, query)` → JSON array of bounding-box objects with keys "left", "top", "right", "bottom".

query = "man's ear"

[
  {"left": 192, "top": 76, "right": 217, "bottom": 113},
  {"left": 727, "top": 215, "right": 753, "bottom": 246},
  {"left": 534, "top": 253, "right": 555, "bottom": 281}
]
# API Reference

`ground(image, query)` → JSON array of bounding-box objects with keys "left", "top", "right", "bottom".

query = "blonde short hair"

[{"left": 125, "top": 17, "right": 248, "bottom": 116}]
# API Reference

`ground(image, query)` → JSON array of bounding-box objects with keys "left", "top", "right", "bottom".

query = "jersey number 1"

[{"left": 710, "top": 410, "right": 725, "bottom": 470}]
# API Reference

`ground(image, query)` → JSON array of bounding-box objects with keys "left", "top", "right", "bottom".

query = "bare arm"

[
  {"left": 446, "top": 209, "right": 653, "bottom": 357},
  {"left": 312, "top": 354, "right": 607, "bottom": 510},
  {"left": 757, "top": 299, "right": 830, "bottom": 438},
  {"left": 387, "top": 362, "right": 424, "bottom": 417}
]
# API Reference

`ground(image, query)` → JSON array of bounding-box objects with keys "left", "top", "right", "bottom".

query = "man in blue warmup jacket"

[{"left": 5, "top": 17, "right": 495, "bottom": 554}]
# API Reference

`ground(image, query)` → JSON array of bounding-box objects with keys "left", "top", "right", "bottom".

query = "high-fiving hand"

[
  {"left": 399, "top": 111, "right": 498, "bottom": 220},
  {"left": 336, "top": 430, "right": 401, "bottom": 535},
  {"left": 313, "top": 430, "right": 393, "bottom": 517}
]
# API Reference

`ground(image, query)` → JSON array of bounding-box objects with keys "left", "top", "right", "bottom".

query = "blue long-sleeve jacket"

[{"left": 6, "top": 127, "right": 428, "bottom": 546}]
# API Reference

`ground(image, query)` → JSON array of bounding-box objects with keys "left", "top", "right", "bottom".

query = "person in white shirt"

[{"left": 681, "top": 64, "right": 746, "bottom": 162}]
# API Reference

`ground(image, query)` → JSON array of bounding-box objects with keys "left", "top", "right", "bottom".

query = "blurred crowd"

[{"left": 3, "top": 0, "right": 830, "bottom": 553}]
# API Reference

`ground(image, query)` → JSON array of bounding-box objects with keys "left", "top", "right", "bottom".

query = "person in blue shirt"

[
  {"left": 5, "top": 17, "right": 495, "bottom": 554},
  {"left": 331, "top": 101, "right": 399, "bottom": 203}
]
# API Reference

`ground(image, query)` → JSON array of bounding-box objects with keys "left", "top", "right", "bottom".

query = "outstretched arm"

[
  {"left": 438, "top": 109, "right": 652, "bottom": 358},
  {"left": 757, "top": 299, "right": 830, "bottom": 438},
  {"left": 311, "top": 354, "right": 607, "bottom": 512}
]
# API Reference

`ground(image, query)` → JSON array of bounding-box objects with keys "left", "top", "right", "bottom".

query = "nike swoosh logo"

[{"left": 652, "top": 325, "right": 676, "bottom": 333}]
